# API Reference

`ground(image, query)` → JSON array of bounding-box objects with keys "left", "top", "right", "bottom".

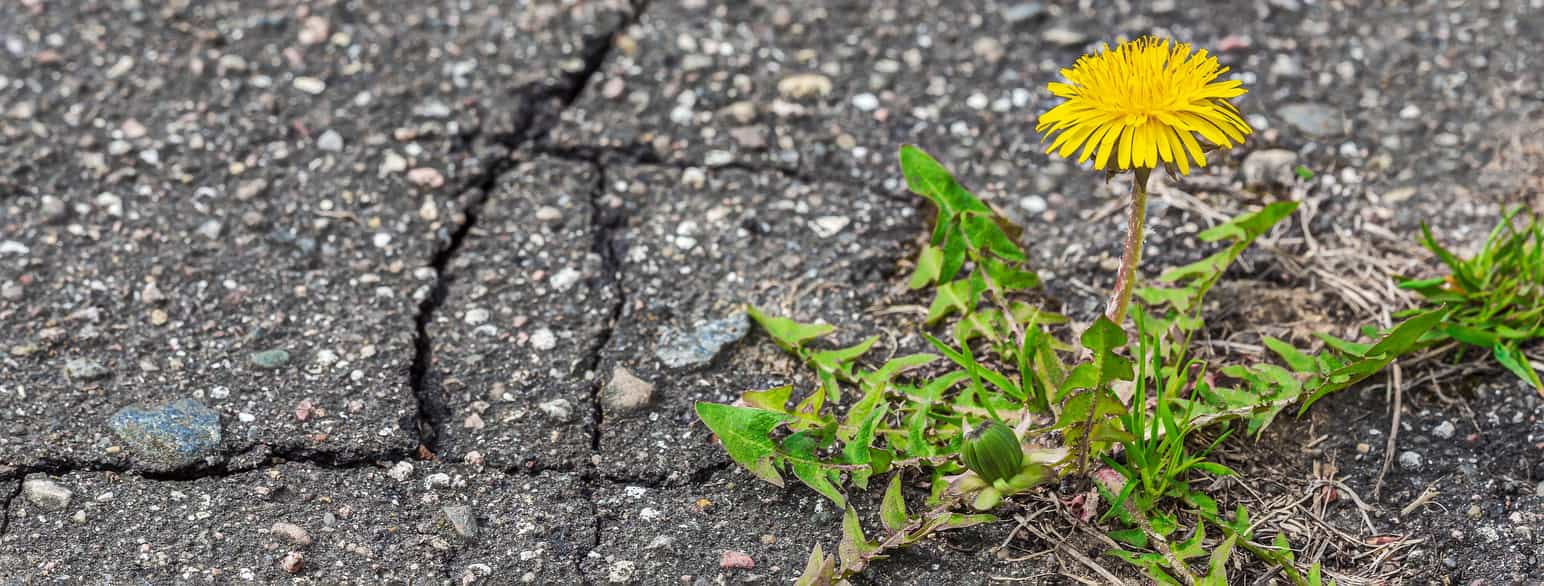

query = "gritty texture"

[{"left": 2, "top": 0, "right": 1542, "bottom": 582}]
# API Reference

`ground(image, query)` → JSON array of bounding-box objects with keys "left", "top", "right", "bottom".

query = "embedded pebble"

[
  {"left": 292, "top": 77, "right": 326, "bottom": 95},
  {"left": 108, "top": 399, "right": 222, "bottom": 472},
  {"left": 316, "top": 130, "right": 343, "bottom": 152},
  {"left": 1398, "top": 451, "right": 1424, "bottom": 471},
  {"left": 271, "top": 522, "right": 312, "bottom": 547},
  {"left": 443, "top": 505, "right": 478, "bottom": 539},
  {"left": 280, "top": 551, "right": 305, "bottom": 574},
  {"left": 720, "top": 550, "right": 756, "bottom": 569},
  {"left": 602, "top": 367, "right": 656, "bottom": 414},
  {"left": 777, "top": 73, "right": 833, "bottom": 99},
  {"left": 63, "top": 358, "right": 110, "bottom": 381},
  {"left": 530, "top": 328, "right": 558, "bottom": 351},
  {"left": 22, "top": 476, "right": 73, "bottom": 512},
  {"left": 1432, "top": 420, "right": 1455, "bottom": 440},
  {"left": 538, "top": 398, "right": 576, "bottom": 422},
  {"left": 408, "top": 167, "right": 446, "bottom": 188},
  {"left": 388, "top": 460, "right": 415, "bottom": 481},
  {"left": 655, "top": 313, "right": 750, "bottom": 368},
  {"left": 250, "top": 349, "right": 291, "bottom": 369}
]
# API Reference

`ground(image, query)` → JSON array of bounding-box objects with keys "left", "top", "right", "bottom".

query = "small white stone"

[
  {"left": 424, "top": 473, "right": 452, "bottom": 490},
  {"left": 681, "top": 167, "right": 706, "bottom": 189},
  {"left": 530, "top": 328, "right": 557, "bottom": 351},
  {"left": 317, "top": 130, "right": 343, "bottom": 152},
  {"left": 777, "top": 73, "right": 832, "bottom": 99},
  {"left": 381, "top": 152, "right": 408, "bottom": 176},
  {"left": 388, "top": 461, "right": 414, "bottom": 481},
  {"left": 293, "top": 77, "right": 327, "bottom": 95},
  {"left": 1019, "top": 195, "right": 1047, "bottom": 214},
  {"left": 407, "top": 167, "right": 445, "bottom": 188},
  {"left": 22, "top": 477, "right": 73, "bottom": 512},
  {"left": 549, "top": 268, "right": 582, "bottom": 292},
  {"left": 810, "top": 215, "right": 851, "bottom": 238},
  {"left": 464, "top": 308, "right": 490, "bottom": 326},
  {"left": 851, "top": 93, "right": 879, "bottom": 111}
]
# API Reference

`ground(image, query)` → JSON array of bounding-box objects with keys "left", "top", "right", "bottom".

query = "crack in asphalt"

[{"left": 0, "top": 480, "right": 19, "bottom": 539}]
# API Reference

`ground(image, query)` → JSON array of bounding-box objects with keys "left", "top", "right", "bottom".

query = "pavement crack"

[
  {"left": 0, "top": 479, "right": 20, "bottom": 538},
  {"left": 409, "top": 136, "right": 521, "bottom": 459},
  {"left": 581, "top": 162, "right": 626, "bottom": 455}
]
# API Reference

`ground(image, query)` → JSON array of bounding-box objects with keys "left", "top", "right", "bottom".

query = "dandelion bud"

[{"left": 961, "top": 420, "right": 1023, "bottom": 484}]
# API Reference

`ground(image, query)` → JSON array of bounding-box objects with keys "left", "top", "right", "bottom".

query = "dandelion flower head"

[{"left": 1036, "top": 36, "right": 1251, "bottom": 176}]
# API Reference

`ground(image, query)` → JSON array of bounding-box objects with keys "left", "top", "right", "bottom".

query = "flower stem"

[{"left": 1106, "top": 168, "right": 1152, "bottom": 325}]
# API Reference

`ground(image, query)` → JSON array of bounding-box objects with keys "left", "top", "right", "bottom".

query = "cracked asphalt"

[{"left": 2, "top": 0, "right": 1542, "bottom": 583}]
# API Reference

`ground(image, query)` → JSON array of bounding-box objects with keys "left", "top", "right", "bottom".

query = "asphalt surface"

[{"left": 2, "top": 0, "right": 1541, "bottom": 583}]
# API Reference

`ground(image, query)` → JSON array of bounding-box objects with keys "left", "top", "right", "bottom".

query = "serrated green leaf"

[
  {"left": 794, "top": 543, "right": 835, "bottom": 586},
  {"left": 1207, "top": 534, "right": 1237, "bottom": 582},
  {"left": 1197, "top": 201, "right": 1300, "bottom": 243},
  {"left": 926, "top": 279, "right": 976, "bottom": 325},
  {"left": 909, "top": 245, "right": 944, "bottom": 289},
  {"left": 1262, "top": 337, "right": 1316, "bottom": 373},
  {"left": 782, "top": 432, "right": 846, "bottom": 507},
  {"left": 899, "top": 145, "right": 990, "bottom": 219},
  {"left": 961, "top": 212, "right": 1026, "bottom": 262},
  {"left": 881, "top": 473, "right": 907, "bottom": 533},
  {"left": 748, "top": 305, "right": 833, "bottom": 352},
  {"left": 981, "top": 256, "right": 1041, "bottom": 290},
  {"left": 741, "top": 385, "right": 793, "bottom": 412},
  {"left": 1315, "top": 332, "right": 1372, "bottom": 357},
  {"left": 838, "top": 504, "right": 879, "bottom": 573},
  {"left": 1174, "top": 523, "right": 1206, "bottom": 561},
  {"left": 842, "top": 401, "right": 887, "bottom": 489},
  {"left": 695, "top": 402, "right": 791, "bottom": 487}
]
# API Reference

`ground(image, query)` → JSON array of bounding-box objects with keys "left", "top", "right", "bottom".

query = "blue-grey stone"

[
  {"left": 655, "top": 312, "right": 750, "bottom": 369},
  {"left": 250, "top": 349, "right": 291, "bottom": 369},
  {"left": 1278, "top": 103, "right": 1345, "bottom": 137},
  {"left": 109, "top": 399, "right": 223, "bottom": 472}
]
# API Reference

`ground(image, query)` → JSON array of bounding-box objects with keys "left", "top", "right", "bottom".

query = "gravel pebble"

[
  {"left": 316, "top": 130, "right": 343, "bottom": 152},
  {"left": 407, "top": 167, "right": 446, "bottom": 188},
  {"left": 22, "top": 476, "right": 73, "bottom": 512},
  {"left": 602, "top": 367, "right": 656, "bottom": 414},
  {"left": 443, "top": 505, "right": 478, "bottom": 539},
  {"left": 271, "top": 522, "right": 312, "bottom": 547},
  {"left": 720, "top": 550, "right": 755, "bottom": 569},
  {"left": 250, "top": 349, "right": 291, "bottom": 369},
  {"left": 63, "top": 358, "right": 110, "bottom": 381}
]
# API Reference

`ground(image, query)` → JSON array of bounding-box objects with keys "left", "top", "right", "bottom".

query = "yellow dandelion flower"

[{"left": 1036, "top": 36, "right": 1252, "bottom": 176}]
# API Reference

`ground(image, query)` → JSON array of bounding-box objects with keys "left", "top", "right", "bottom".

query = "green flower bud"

[{"left": 961, "top": 420, "right": 1023, "bottom": 484}]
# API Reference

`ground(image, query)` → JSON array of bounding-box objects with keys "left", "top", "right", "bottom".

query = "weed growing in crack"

[{"left": 691, "top": 37, "right": 1543, "bottom": 586}]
